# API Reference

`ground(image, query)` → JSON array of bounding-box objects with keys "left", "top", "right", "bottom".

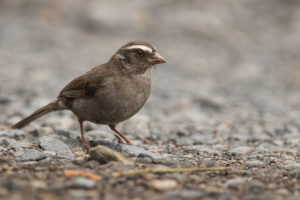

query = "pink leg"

[
  {"left": 109, "top": 124, "right": 133, "bottom": 145},
  {"left": 79, "top": 120, "right": 91, "bottom": 152}
]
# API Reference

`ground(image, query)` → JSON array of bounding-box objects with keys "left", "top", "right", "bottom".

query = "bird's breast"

[{"left": 72, "top": 74, "right": 152, "bottom": 124}]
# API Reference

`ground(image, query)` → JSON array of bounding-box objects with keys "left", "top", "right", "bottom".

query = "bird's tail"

[{"left": 11, "top": 100, "right": 63, "bottom": 129}]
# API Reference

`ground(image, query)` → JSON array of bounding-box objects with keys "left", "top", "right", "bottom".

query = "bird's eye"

[{"left": 136, "top": 49, "right": 145, "bottom": 57}]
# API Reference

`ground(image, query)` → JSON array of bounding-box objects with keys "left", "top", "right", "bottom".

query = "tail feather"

[{"left": 11, "top": 100, "right": 61, "bottom": 129}]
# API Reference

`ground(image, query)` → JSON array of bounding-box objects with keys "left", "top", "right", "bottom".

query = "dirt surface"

[{"left": 0, "top": 0, "right": 300, "bottom": 200}]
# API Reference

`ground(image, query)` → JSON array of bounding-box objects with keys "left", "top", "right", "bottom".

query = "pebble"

[
  {"left": 119, "top": 144, "right": 162, "bottom": 160},
  {"left": 134, "top": 157, "right": 153, "bottom": 164},
  {"left": 39, "top": 136, "right": 74, "bottom": 159},
  {"left": 278, "top": 162, "right": 300, "bottom": 170},
  {"left": 30, "top": 180, "right": 47, "bottom": 190},
  {"left": 246, "top": 160, "right": 264, "bottom": 168},
  {"left": 89, "top": 139, "right": 115, "bottom": 149},
  {"left": 226, "top": 178, "right": 246, "bottom": 188},
  {"left": 201, "top": 158, "right": 215, "bottom": 167},
  {"left": 68, "top": 190, "right": 99, "bottom": 200},
  {"left": 229, "top": 146, "right": 253, "bottom": 155},
  {"left": 50, "top": 177, "right": 96, "bottom": 190},
  {"left": 18, "top": 149, "right": 47, "bottom": 162},
  {"left": 295, "top": 168, "right": 300, "bottom": 179},
  {"left": 0, "top": 129, "right": 25, "bottom": 137},
  {"left": 162, "top": 189, "right": 205, "bottom": 199},
  {"left": 2, "top": 138, "right": 32, "bottom": 149},
  {"left": 192, "top": 135, "right": 211, "bottom": 145},
  {"left": 275, "top": 188, "right": 290, "bottom": 196},
  {"left": 149, "top": 179, "right": 178, "bottom": 191},
  {"left": 191, "top": 145, "right": 215, "bottom": 154},
  {"left": 89, "top": 145, "right": 134, "bottom": 165},
  {"left": 68, "top": 177, "right": 96, "bottom": 189}
]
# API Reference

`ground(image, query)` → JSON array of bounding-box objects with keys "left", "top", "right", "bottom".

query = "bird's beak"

[{"left": 148, "top": 52, "right": 166, "bottom": 64}]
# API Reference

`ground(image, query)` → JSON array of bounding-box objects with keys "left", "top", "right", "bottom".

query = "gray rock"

[
  {"left": 134, "top": 156, "right": 153, "bottom": 164},
  {"left": 194, "top": 146, "right": 215, "bottom": 154},
  {"left": 201, "top": 158, "right": 215, "bottom": 167},
  {"left": 119, "top": 144, "right": 162, "bottom": 160},
  {"left": 296, "top": 168, "right": 300, "bottom": 179},
  {"left": 0, "top": 145, "right": 7, "bottom": 152},
  {"left": 39, "top": 136, "right": 74, "bottom": 159},
  {"left": 30, "top": 180, "right": 47, "bottom": 190},
  {"left": 68, "top": 190, "right": 99, "bottom": 200},
  {"left": 51, "top": 177, "right": 96, "bottom": 190},
  {"left": 278, "top": 162, "right": 300, "bottom": 170},
  {"left": 18, "top": 149, "right": 47, "bottom": 162},
  {"left": 0, "top": 129, "right": 25, "bottom": 137},
  {"left": 246, "top": 160, "right": 264, "bottom": 168},
  {"left": 89, "top": 139, "right": 115, "bottom": 149},
  {"left": 226, "top": 178, "right": 246, "bottom": 188},
  {"left": 192, "top": 135, "right": 211, "bottom": 144},
  {"left": 161, "top": 189, "right": 205, "bottom": 200},
  {"left": 89, "top": 145, "right": 133, "bottom": 165},
  {"left": 176, "top": 138, "right": 194, "bottom": 146},
  {"left": 1, "top": 138, "right": 32, "bottom": 149},
  {"left": 229, "top": 146, "right": 253, "bottom": 155},
  {"left": 0, "top": 178, "right": 25, "bottom": 191},
  {"left": 68, "top": 177, "right": 96, "bottom": 189}
]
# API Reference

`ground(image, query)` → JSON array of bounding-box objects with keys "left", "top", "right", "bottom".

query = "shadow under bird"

[{"left": 11, "top": 41, "right": 166, "bottom": 151}]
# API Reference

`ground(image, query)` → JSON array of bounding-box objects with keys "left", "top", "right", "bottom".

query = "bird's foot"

[
  {"left": 115, "top": 135, "right": 125, "bottom": 144},
  {"left": 77, "top": 136, "right": 91, "bottom": 153}
]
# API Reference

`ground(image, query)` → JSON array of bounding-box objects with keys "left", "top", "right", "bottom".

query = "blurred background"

[
  {"left": 1, "top": 1, "right": 300, "bottom": 199},
  {"left": 0, "top": 0, "right": 300, "bottom": 137}
]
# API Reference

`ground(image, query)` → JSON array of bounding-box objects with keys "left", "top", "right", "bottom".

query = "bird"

[{"left": 11, "top": 41, "right": 166, "bottom": 152}]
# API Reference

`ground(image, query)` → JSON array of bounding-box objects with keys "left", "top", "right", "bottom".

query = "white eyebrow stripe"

[{"left": 125, "top": 45, "right": 152, "bottom": 53}]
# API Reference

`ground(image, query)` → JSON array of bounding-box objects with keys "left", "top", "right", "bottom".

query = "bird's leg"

[
  {"left": 109, "top": 124, "right": 133, "bottom": 145},
  {"left": 78, "top": 120, "right": 91, "bottom": 152},
  {"left": 114, "top": 135, "right": 125, "bottom": 144}
]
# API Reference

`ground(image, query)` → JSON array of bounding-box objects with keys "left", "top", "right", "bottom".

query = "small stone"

[
  {"left": 229, "top": 146, "right": 253, "bottom": 155},
  {"left": 30, "top": 180, "right": 47, "bottom": 190},
  {"left": 275, "top": 188, "right": 290, "bottom": 196},
  {"left": 296, "top": 169, "right": 300, "bottom": 179},
  {"left": 119, "top": 144, "right": 162, "bottom": 160},
  {"left": 69, "top": 177, "right": 96, "bottom": 189},
  {"left": 202, "top": 158, "right": 215, "bottom": 167},
  {"left": 192, "top": 135, "right": 211, "bottom": 145},
  {"left": 0, "top": 129, "right": 25, "bottom": 137},
  {"left": 89, "top": 145, "right": 134, "bottom": 165},
  {"left": 1, "top": 178, "right": 25, "bottom": 191},
  {"left": 39, "top": 136, "right": 74, "bottom": 159},
  {"left": 134, "top": 157, "right": 153, "bottom": 164},
  {"left": 246, "top": 160, "right": 264, "bottom": 168},
  {"left": 279, "top": 162, "right": 300, "bottom": 170},
  {"left": 193, "top": 145, "right": 215, "bottom": 154},
  {"left": 1, "top": 139, "right": 9, "bottom": 146},
  {"left": 226, "top": 178, "right": 246, "bottom": 188},
  {"left": 2, "top": 138, "right": 32, "bottom": 149},
  {"left": 89, "top": 139, "right": 114, "bottom": 149},
  {"left": 18, "top": 149, "right": 47, "bottom": 162},
  {"left": 149, "top": 179, "right": 178, "bottom": 191},
  {"left": 68, "top": 190, "right": 99, "bottom": 199}
]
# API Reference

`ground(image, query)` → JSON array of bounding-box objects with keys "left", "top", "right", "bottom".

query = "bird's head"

[{"left": 111, "top": 41, "right": 166, "bottom": 74}]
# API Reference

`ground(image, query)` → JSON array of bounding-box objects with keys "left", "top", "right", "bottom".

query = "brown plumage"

[{"left": 11, "top": 41, "right": 166, "bottom": 152}]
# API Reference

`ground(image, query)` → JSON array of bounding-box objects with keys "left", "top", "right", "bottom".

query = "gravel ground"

[{"left": 1, "top": 0, "right": 300, "bottom": 200}]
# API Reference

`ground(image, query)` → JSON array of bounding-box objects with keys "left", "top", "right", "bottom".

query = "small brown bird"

[{"left": 11, "top": 41, "right": 166, "bottom": 151}]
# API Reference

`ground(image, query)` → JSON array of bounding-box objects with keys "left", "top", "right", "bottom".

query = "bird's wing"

[{"left": 57, "top": 65, "right": 110, "bottom": 106}]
